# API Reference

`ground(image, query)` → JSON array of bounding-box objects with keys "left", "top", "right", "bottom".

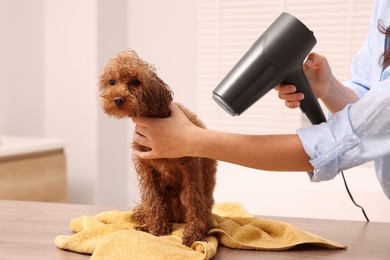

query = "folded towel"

[{"left": 55, "top": 202, "right": 346, "bottom": 259}]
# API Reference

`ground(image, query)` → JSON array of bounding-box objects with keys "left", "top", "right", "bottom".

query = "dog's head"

[{"left": 99, "top": 49, "right": 173, "bottom": 118}]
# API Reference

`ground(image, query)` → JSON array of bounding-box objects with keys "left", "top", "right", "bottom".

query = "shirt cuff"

[{"left": 297, "top": 105, "right": 360, "bottom": 182}]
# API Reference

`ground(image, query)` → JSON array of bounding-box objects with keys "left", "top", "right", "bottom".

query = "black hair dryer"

[{"left": 212, "top": 12, "right": 326, "bottom": 125}]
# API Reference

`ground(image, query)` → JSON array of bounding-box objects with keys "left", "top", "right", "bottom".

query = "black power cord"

[{"left": 341, "top": 171, "right": 370, "bottom": 222}]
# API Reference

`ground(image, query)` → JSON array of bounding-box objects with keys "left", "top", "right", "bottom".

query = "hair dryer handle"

[{"left": 285, "top": 68, "right": 327, "bottom": 125}]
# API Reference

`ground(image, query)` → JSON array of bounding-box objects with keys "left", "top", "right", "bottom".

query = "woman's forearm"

[
  {"left": 191, "top": 128, "right": 314, "bottom": 172},
  {"left": 322, "top": 76, "right": 359, "bottom": 114}
]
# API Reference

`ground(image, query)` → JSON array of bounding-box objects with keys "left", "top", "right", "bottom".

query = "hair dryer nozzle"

[
  {"left": 212, "top": 93, "right": 237, "bottom": 116},
  {"left": 212, "top": 12, "right": 326, "bottom": 125}
]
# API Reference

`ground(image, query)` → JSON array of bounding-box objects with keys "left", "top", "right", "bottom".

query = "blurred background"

[{"left": 1, "top": 0, "right": 389, "bottom": 222}]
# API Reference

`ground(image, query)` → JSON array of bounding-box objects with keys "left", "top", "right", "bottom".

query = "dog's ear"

[
  {"left": 141, "top": 75, "right": 173, "bottom": 118},
  {"left": 155, "top": 76, "right": 174, "bottom": 104}
]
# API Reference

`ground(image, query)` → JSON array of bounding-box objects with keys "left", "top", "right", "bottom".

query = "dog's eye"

[
  {"left": 109, "top": 79, "right": 116, "bottom": 86},
  {"left": 127, "top": 80, "right": 141, "bottom": 87}
]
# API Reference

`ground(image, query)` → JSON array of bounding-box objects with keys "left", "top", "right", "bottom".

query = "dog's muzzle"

[{"left": 114, "top": 96, "right": 125, "bottom": 107}]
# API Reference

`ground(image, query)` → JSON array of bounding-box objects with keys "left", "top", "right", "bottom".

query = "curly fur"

[{"left": 99, "top": 49, "right": 217, "bottom": 247}]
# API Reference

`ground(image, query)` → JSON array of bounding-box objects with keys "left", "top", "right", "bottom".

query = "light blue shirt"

[{"left": 297, "top": 0, "right": 390, "bottom": 199}]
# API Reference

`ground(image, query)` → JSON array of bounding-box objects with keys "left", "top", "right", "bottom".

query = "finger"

[
  {"left": 131, "top": 116, "right": 153, "bottom": 127},
  {"left": 285, "top": 100, "right": 301, "bottom": 109},
  {"left": 305, "top": 52, "right": 325, "bottom": 68},
  {"left": 278, "top": 92, "right": 304, "bottom": 102},
  {"left": 304, "top": 58, "right": 313, "bottom": 67},
  {"left": 133, "top": 149, "right": 157, "bottom": 160},
  {"left": 134, "top": 124, "right": 148, "bottom": 137},
  {"left": 275, "top": 84, "right": 297, "bottom": 94},
  {"left": 133, "top": 131, "right": 149, "bottom": 147}
]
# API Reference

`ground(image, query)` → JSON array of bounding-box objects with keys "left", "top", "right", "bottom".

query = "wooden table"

[{"left": 0, "top": 200, "right": 389, "bottom": 259}]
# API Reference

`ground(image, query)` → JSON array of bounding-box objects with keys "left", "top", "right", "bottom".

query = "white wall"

[
  {"left": 215, "top": 162, "right": 390, "bottom": 222},
  {"left": 0, "top": 0, "right": 45, "bottom": 136},
  {"left": 44, "top": 0, "right": 133, "bottom": 206},
  {"left": 44, "top": 0, "right": 99, "bottom": 204},
  {"left": 127, "top": 0, "right": 197, "bottom": 110}
]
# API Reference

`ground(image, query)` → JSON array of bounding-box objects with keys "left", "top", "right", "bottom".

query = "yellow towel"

[{"left": 55, "top": 202, "right": 346, "bottom": 259}]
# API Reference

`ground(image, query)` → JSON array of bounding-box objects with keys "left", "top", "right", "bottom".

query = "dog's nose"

[{"left": 114, "top": 96, "right": 125, "bottom": 107}]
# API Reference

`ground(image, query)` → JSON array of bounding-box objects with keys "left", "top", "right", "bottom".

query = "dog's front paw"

[
  {"left": 182, "top": 235, "right": 197, "bottom": 247},
  {"left": 134, "top": 225, "right": 149, "bottom": 233},
  {"left": 182, "top": 227, "right": 208, "bottom": 247}
]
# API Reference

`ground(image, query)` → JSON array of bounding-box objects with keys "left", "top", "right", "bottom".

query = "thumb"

[
  {"left": 133, "top": 149, "right": 156, "bottom": 160},
  {"left": 305, "top": 52, "right": 326, "bottom": 68},
  {"left": 304, "top": 53, "right": 321, "bottom": 76},
  {"left": 304, "top": 53, "right": 316, "bottom": 68}
]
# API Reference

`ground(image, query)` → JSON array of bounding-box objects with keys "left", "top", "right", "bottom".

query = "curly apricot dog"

[{"left": 99, "top": 49, "right": 217, "bottom": 247}]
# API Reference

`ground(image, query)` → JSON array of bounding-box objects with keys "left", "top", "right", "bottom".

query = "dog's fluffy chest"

[{"left": 142, "top": 158, "right": 191, "bottom": 185}]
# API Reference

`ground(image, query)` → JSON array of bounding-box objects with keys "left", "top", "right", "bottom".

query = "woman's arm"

[
  {"left": 190, "top": 128, "right": 313, "bottom": 171},
  {"left": 132, "top": 103, "right": 313, "bottom": 172}
]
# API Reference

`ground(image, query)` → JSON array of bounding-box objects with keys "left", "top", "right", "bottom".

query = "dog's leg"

[
  {"left": 135, "top": 166, "right": 172, "bottom": 237},
  {"left": 132, "top": 204, "right": 146, "bottom": 226},
  {"left": 201, "top": 158, "right": 217, "bottom": 223},
  {"left": 180, "top": 159, "right": 214, "bottom": 247}
]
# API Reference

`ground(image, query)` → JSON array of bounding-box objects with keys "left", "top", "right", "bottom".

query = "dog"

[{"left": 99, "top": 49, "right": 217, "bottom": 247}]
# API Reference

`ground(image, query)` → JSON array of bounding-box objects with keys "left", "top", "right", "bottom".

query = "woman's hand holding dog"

[{"left": 132, "top": 103, "right": 200, "bottom": 159}]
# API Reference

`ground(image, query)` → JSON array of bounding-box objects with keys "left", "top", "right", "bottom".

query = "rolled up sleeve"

[
  {"left": 297, "top": 81, "right": 390, "bottom": 183},
  {"left": 297, "top": 105, "right": 359, "bottom": 182}
]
